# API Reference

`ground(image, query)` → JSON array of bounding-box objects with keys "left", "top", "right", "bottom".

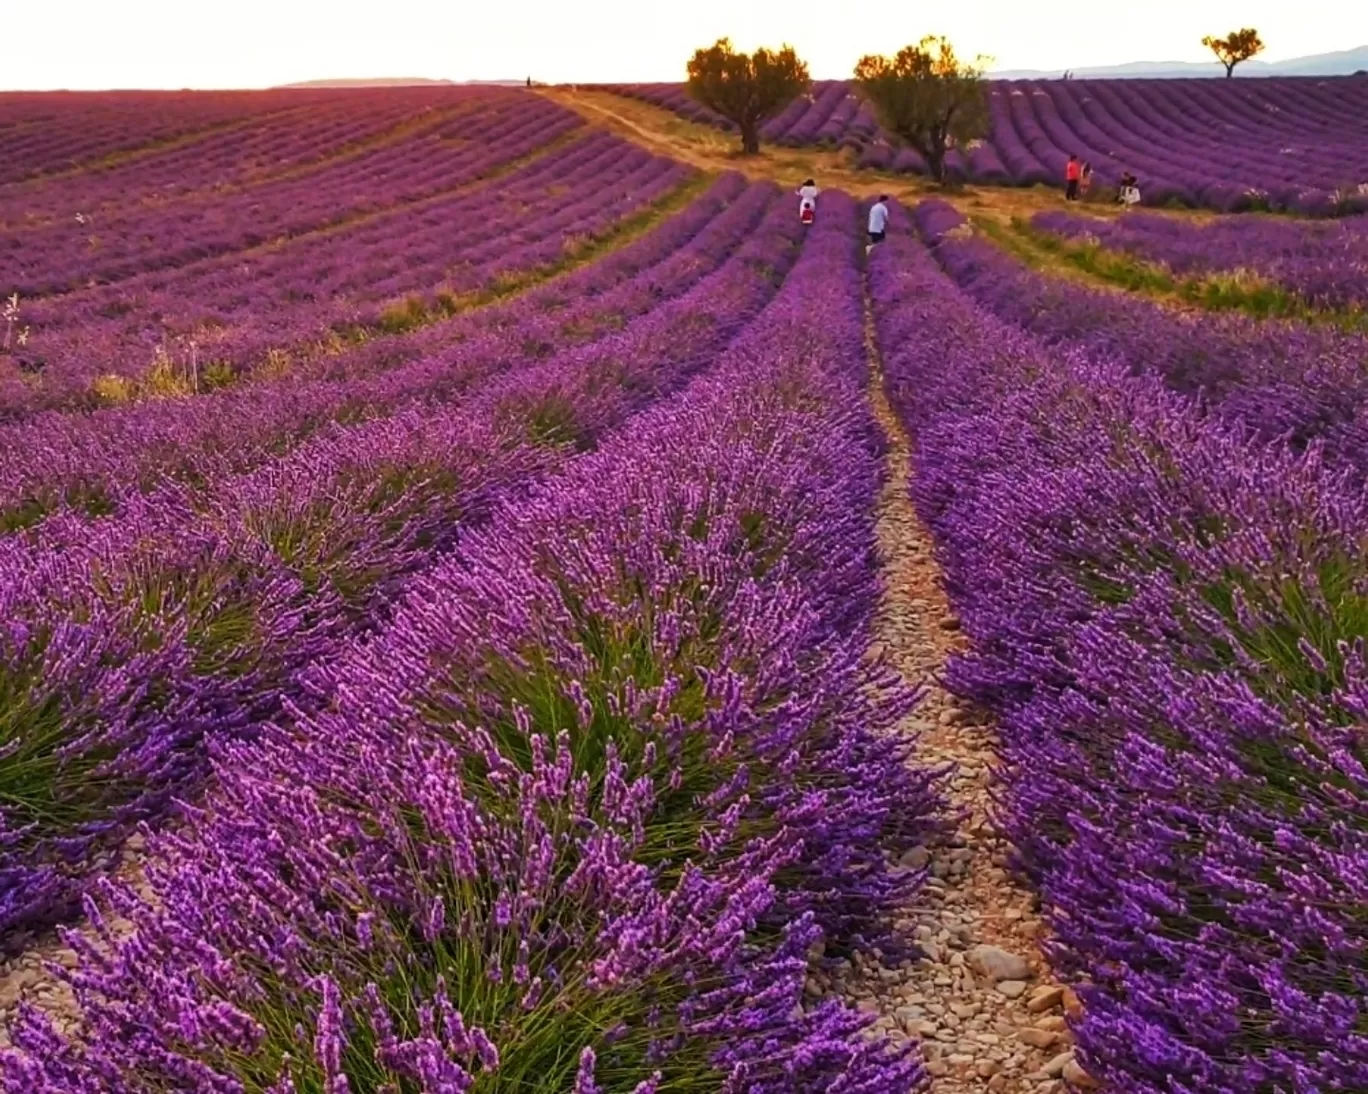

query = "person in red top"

[{"left": 1065, "top": 155, "right": 1081, "bottom": 201}]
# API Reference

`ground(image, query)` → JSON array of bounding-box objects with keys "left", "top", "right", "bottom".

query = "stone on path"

[
  {"left": 1063, "top": 1056, "right": 1100, "bottom": 1088},
  {"left": 1027, "top": 985, "right": 1066, "bottom": 1013},
  {"left": 969, "top": 945, "right": 1031, "bottom": 983}
]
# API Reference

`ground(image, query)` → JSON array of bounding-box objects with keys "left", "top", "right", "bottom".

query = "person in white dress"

[{"left": 797, "top": 179, "right": 819, "bottom": 222}]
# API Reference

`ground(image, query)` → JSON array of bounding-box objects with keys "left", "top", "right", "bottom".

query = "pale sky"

[{"left": 5, "top": 0, "right": 1365, "bottom": 90}]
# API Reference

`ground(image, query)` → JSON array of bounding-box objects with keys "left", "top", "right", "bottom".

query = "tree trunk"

[
  {"left": 926, "top": 142, "right": 946, "bottom": 185},
  {"left": 739, "top": 121, "right": 760, "bottom": 155},
  {"left": 1225, "top": 63, "right": 1235, "bottom": 77}
]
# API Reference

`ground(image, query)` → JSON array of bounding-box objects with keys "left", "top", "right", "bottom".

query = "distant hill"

[
  {"left": 278, "top": 78, "right": 457, "bottom": 88},
  {"left": 276, "top": 77, "right": 531, "bottom": 89},
  {"left": 991, "top": 44, "right": 1368, "bottom": 79}
]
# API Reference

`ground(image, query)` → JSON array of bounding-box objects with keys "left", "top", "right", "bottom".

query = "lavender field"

[
  {"left": 1031, "top": 207, "right": 1368, "bottom": 311},
  {"left": 604, "top": 77, "right": 1368, "bottom": 214},
  {"left": 1, "top": 85, "right": 1365, "bottom": 1094}
]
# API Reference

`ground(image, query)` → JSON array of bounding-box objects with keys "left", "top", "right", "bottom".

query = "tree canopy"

[
  {"left": 1202, "top": 28, "right": 1265, "bottom": 78},
  {"left": 686, "top": 38, "right": 810, "bottom": 154},
  {"left": 853, "top": 36, "right": 990, "bottom": 184}
]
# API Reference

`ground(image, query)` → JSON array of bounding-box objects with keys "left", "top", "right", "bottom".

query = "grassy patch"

[
  {"left": 362, "top": 174, "right": 714, "bottom": 338},
  {"left": 1012, "top": 217, "right": 1368, "bottom": 330}
]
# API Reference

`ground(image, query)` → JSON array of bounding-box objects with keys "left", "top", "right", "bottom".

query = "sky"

[{"left": 4, "top": 0, "right": 1366, "bottom": 90}]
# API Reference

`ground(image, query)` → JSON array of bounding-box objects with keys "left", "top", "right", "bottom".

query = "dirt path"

[
  {"left": 820, "top": 284, "right": 1099, "bottom": 1092},
  {"left": 0, "top": 838, "right": 148, "bottom": 1057},
  {"left": 542, "top": 87, "right": 1192, "bottom": 229},
  {"left": 541, "top": 87, "right": 1231, "bottom": 323},
  {"left": 545, "top": 88, "right": 938, "bottom": 202}
]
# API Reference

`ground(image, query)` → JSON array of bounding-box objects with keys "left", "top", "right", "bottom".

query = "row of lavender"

[
  {"left": 5, "top": 130, "right": 693, "bottom": 416},
  {"left": 0, "top": 173, "right": 760, "bottom": 528},
  {"left": 0, "top": 88, "right": 371, "bottom": 185},
  {"left": 3, "top": 198, "right": 939, "bottom": 1093},
  {"left": 1032, "top": 207, "right": 1368, "bottom": 311},
  {"left": 919, "top": 201, "right": 1368, "bottom": 479},
  {"left": 0, "top": 177, "right": 811, "bottom": 947},
  {"left": 0, "top": 89, "right": 492, "bottom": 228},
  {"left": 602, "top": 78, "right": 1368, "bottom": 214},
  {"left": 2, "top": 92, "right": 581, "bottom": 296},
  {"left": 873, "top": 203, "right": 1368, "bottom": 1090}
]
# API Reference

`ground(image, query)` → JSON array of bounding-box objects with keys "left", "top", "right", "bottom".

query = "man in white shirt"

[{"left": 867, "top": 196, "right": 890, "bottom": 253}]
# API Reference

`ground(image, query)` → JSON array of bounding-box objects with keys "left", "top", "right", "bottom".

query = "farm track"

[
  {"left": 544, "top": 88, "right": 1286, "bottom": 320},
  {"left": 851, "top": 281, "right": 1098, "bottom": 1093},
  {"left": 545, "top": 87, "right": 1203, "bottom": 228},
  {"left": 0, "top": 843, "right": 145, "bottom": 1057}
]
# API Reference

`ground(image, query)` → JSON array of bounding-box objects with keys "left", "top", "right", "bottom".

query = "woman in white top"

[{"left": 797, "top": 179, "right": 819, "bottom": 222}]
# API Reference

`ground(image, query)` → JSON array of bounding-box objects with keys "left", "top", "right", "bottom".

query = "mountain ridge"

[{"left": 988, "top": 44, "right": 1368, "bottom": 79}]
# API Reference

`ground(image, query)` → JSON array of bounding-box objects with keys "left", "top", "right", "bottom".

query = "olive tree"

[
  {"left": 1202, "top": 28, "right": 1265, "bottom": 77},
  {"left": 854, "top": 36, "right": 989, "bottom": 185},
  {"left": 686, "top": 38, "right": 810, "bottom": 154}
]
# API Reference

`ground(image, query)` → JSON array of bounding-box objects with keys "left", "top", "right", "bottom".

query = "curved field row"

[
  {"left": 0, "top": 174, "right": 758, "bottom": 529},
  {"left": 916, "top": 199, "right": 1368, "bottom": 478},
  {"left": 875, "top": 199, "right": 1368, "bottom": 1092},
  {"left": 6, "top": 131, "right": 694, "bottom": 415},
  {"left": 0, "top": 89, "right": 501, "bottom": 229},
  {"left": 0, "top": 94, "right": 582, "bottom": 297},
  {"left": 0, "top": 87, "right": 378, "bottom": 185},
  {"left": 602, "top": 77, "right": 1368, "bottom": 214},
  {"left": 2, "top": 191, "right": 941, "bottom": 1094},
  {"left": 1031, "top": 207, "right": 1368, "bottom": 311}
]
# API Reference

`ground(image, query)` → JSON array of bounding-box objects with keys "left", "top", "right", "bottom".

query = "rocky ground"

[
  {"left": 838, "top": 312, "right": 1099, "bottom": 1092},
  {"left": 0, "top": 833, "right": 146, "bottom": 1053}
]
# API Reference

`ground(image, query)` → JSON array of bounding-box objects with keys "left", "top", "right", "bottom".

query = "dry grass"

[
  {"left": 543, "top": 89, "right": 1367, "bottom": 328},
  {"left": 540, "top": 88, "right": 1225, "bottom": 226}
]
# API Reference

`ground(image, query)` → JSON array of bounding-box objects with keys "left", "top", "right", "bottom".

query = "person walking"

[
  {"left": 797, "top": 179, "right": 819, "bottom": 224},
  {"left": 1065, "top": 155, "right": 1081, "bottom": 201},
  {"left": 1118, "top": 171, "right": 1140, "bottom": 206},
  {"left": 867, "top": 195, "right": 890, "bottom": 253}
]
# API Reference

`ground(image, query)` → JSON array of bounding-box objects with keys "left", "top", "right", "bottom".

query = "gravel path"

[
  {"left": 1, "top": 268, "right": 1102, "bottom": 1094},
  {"left": 832, "top": 286, "right": 1100, "bottom": 1092},
  {"left": 0, "top": 836, "right": 146, "bottom": 1055}
]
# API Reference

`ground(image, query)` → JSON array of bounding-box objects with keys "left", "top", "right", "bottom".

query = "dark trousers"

[{"left": 1065, "top": 179, "right": 1079, "bottom": 200}]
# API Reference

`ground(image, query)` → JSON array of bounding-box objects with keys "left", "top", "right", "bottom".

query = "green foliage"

[
  {"left": 1016, "top": 217, "right": 1368, "bottom": 330},
  {"left": 853, "top": 36, "right": 990, "bottom": 184},
  {"left": 686, "top": 38, "right": 810, "bottom": 154},
  {"left": 1201, "top": 28, "right": 1265, "bottom": 77}
]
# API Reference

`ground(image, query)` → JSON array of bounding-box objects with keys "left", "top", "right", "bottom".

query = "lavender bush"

[
  {"left": 915, "top": 199, "right": 1368, "bottom": 479},
  {"left": 0, "top": 182, "right": 814, "bottom": 944},
  {"left": 1032, "top": 208, "right": 1368, "bottom": 312},
  {"left": 873, "top": 201, "right": 1368, "bottom": 1092},
  {"left": 3, "top": 196, "right": 938, "bottom": 1093}
]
